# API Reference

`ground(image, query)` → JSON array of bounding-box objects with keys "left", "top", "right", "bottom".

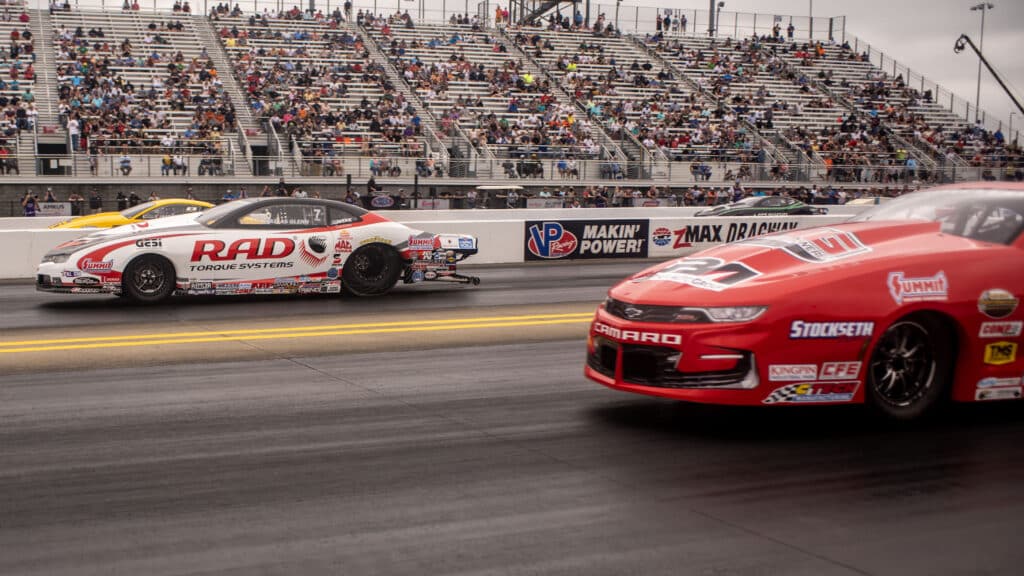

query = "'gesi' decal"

[
  {"left": 888, "top": 271, "right": 948, "bottom": 304},
  {"left": 191, "top": 238, "right": 295, "bottom": 262},
  {"left": 743, "top": 228, "right": 870, "bottom": 263}
]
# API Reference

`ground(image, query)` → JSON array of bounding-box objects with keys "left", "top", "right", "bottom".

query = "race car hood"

[
  {"left": 88, "top": 211, "right": 206, "bottom": 238},
  {"left": 45, "top": 212, "right": 208, "bottom": 259},
  {"left": 611, "top": 220, "right": 975, "bottom": 306},
  {"left": 50, "top": 211, "right": 129, "bottom": 229}
]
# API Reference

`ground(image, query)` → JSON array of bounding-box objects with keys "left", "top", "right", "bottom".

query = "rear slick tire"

[
  {"left": 123, "top": 255, "right": 175, "bottom": 304},
  {"left": 866, "top": 315, "right": 953, "bottom": 421},
  {"left": 342, "top": 244, "right": 401, "bottom": 296}
]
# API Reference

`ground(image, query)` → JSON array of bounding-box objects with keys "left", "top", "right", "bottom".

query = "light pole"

[
  {"left": 615, "top": 0, "right": 621, "bottom": 32},
  {"left": 715, "top": 1, "right": 724, "bottom": 37},
  {"left": 970, "top": 2, "right": 994, "bottom": 123},
  {"left": 1011, "top": 111, "right": 1017, "bottom": 144}
]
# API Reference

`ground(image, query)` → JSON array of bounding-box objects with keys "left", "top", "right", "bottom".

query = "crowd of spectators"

[
  {"left": 219, "top": 7, "right": 427, "bottom": 173},
  {"left": 0, "top": 9, "right": 38, "bottom": 136},
  {"left": 367, "top": 10, "right": 600, "bottom": 163},
  {"left": 515, "top": 24, "right": 760, "bottom": 164},
  {"left": 54, "top": 13, "right": 237, "bottom": 164}
]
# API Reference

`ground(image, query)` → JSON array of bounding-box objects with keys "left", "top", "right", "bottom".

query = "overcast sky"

[{"left": 629, "top": 0, "right": 1023, "bottom": 135}]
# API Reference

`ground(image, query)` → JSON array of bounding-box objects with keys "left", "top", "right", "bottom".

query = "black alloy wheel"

[
  {"left": 124, "top": 255, "right": 175, "bottom": 303},
  {"left": 342, "top": 244, "right": 402, "bottom": 296},
  {"left": 867, "top": 317, "right": 953, "bottom": 420}
]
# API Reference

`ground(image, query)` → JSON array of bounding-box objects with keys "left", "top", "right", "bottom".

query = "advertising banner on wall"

[
  {"left": 648, "top": 217, "right": 817, "bottom": 257},
  {"left": 37, "top": 202, "right": 72, "bottom": 217},
  {"left": 524, "top": 219, "right": 649, "bottom": 260}
]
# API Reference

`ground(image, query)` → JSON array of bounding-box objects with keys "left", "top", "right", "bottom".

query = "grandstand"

[{"left": 0, "top": 0, "right": 1017, "bottom": 208}]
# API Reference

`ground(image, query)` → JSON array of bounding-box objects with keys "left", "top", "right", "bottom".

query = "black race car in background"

[{"left": 696, "top": 196, "right": 829, "bottom": 217}]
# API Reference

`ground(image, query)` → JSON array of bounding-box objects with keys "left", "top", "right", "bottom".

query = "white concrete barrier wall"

[
  {"left": 1, "top": 214, "right": 858, "bottom": 278},
  {"left": 0, "top": 229, "right": 96, "bottom": 280}
]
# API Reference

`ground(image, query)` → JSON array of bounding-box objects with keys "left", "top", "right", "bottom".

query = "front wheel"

[
  {"left": 342, "top": 244, "right": 402, "bottom": 296},
  {"left": 123, "top": 255, "right": 175, "bottom": 304},
  {"left": 866, "top": 316, "right": 953, "bottom": 420}
]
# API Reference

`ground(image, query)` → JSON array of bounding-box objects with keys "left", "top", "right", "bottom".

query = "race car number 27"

[{"left": 650, "top": 257, "right": 761, "bottom": 291}]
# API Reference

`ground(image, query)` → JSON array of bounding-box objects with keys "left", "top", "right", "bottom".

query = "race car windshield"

[{"left": 852, "top": 189, "right": 1024, "bottom": 245}]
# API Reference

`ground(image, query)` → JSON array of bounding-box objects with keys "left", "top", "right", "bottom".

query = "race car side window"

[
  {"left": 235, "top": 204, "right": 328, "bottom": 227},
  {"left": 141, "top": 205, "right": 179, "bottom": 219},
  {"left": 328, "top": 206, "right": 359, "bottom": 226}
]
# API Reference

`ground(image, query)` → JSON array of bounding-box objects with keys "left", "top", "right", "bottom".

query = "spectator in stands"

[
  {"left": 275, "top": 178, "right": 288, "bottom": 196},
  {"left": 148, "top": 191, "right": 160, "bottom": 201},
  {"left": 21, "top": 189, "right": 37, "bottom": 216},
  {"left": 116, "top": 190, "right": 128, "bottom": 210},
  {"left": 119, "top": 153, "right": 132, "bottom": 176},
  {"left": 128, "top": 190, "right": 142, "bottom": 207},
  {"left": 44, "top": 188, "right": 57, "bottom": 202},
  {"left": 68, "top": 190, "right": 84, "bottom": 215},
  {"left": 89, "top": 188, "right": 103, "bottom": 213}
]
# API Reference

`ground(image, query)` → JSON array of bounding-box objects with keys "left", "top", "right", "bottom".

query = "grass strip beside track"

[{"left": 0, "top": 312, "right": 595, "bottom": 354}]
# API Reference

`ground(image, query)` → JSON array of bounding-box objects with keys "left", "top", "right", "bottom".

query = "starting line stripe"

[{"left": 0, "top": 315, "right": 594, "bottom": 354}]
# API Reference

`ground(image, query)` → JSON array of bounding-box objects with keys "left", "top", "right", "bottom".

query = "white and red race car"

[{"left": 37, "top": 197, "right": 479, "bottom": 302}]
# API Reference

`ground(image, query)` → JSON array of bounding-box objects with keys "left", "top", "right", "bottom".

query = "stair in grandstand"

[
  {"left": 349, "top": 21, "right": 453, "bottom": 167},
  {"left": 767, "top": 43, "right": 940, "bottom": 177},
  {"left": 631, "top": 34, "right": 787, "bottom": 170},
  {"left": 513, "top": 0, "right": 578, "bottom": 26},
  {"left": 494, "top": 26, "right": 634, "bottom": 178},
  {"left": 33, "top": 8, "right": 60, "bottom": 132},
  {"left": 193, "top": 14, "right": 261, "bottom": 143}
]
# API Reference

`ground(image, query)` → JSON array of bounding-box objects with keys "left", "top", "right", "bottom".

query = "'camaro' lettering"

[
  {"left": 789, "top": 320, "right": 874, "bottom": 339},
  {"left": 593, "top": 322, "right": 682, "bottom": 345}
]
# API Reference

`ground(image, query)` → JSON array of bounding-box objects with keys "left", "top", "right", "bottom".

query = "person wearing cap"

[
  {"left": 43, "top": 187, "right": 57, "bottom": 202},
  {"left": 128, "top": 191, "right": 141, "bottom": 207},
  {"left": 185, "top": 186, "right": 196, "bottom": 200}
]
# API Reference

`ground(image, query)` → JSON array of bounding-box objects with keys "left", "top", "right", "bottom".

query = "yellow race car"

[{"left": 51, "top": 199, "right": 214, "bottom": 229}]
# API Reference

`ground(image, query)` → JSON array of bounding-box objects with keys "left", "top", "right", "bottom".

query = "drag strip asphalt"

[
  {"left": 4, "top": 340, "right": 1024, "bottom": 575},
  {"left": 0, "top": 261, "right": 649, "bottom": 331}
]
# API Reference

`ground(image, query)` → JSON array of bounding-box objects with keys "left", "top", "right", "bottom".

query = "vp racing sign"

[{"left": 525, "top": 220, "right": 649, "bottom": 260}]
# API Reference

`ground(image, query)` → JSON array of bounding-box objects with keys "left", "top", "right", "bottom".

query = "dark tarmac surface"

[
  {"left": 0, "top": 261, "right": 644, "bottom": 330},
  {"left": 3, "top": 263, "right": 1024, "bottom": 575}
]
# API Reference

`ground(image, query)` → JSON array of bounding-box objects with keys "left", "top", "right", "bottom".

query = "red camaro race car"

[{"left": 586, "top": 183, "right": 1024, "bottom": 419}]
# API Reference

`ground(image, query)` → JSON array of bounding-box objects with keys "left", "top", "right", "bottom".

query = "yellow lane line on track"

[{"left": 0, "top": 313, "right": 595, "bottom": 354}]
